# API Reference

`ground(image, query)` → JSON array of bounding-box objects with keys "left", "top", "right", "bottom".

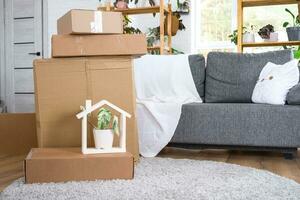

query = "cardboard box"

[
  {"left": 34, "top": 56, "right": 139, "bottom": 161},
  {"left": 25, "top": 148, "right": 134, "bottom": 183},
  {"left": 0, "top": 113, "right": 37, "bottom": 156},
  {"left": 51, "top": 34, "right": 147, "bottom": 57},
  {"left": 57, "top": 9, "right": 123, "bottom": 35}
]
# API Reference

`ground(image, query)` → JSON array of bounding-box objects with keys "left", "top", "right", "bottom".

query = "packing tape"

[{"left": 90, "top": 11, "right": 103, "bottom": 33}]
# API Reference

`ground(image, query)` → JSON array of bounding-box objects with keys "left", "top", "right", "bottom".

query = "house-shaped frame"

[{"left": 76, "top": 99, "right": 131, "bottom": 154}]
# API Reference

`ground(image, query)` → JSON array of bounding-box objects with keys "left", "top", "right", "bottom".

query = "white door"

[{"left": 4, "top": 0, "right": 42, "bottom": 113}]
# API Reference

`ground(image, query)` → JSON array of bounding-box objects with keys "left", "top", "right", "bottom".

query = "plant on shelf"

[
  {"left": 283, "top": 8, "right": 300, "bottom": 41},
  {"left": 229, "top": 26, "right": 256, "bottom": 45},
  {"left": 99, "top": 0, "right": 156, "bottom": 8},
  {"left": 123, "top": 15, "right": 142, "bottom": 34},
  {"left": 228, "top": 27, "right": 247, "bottom": 45},
  {"left": 176, "top": 0, "right": 189, "bottom": 13},
  {"left": 258, "top": 24, "right": 278, "bottom": 42},
  {"left": 258, "top": 24, "right": 274, "bottom": 39},
  {"left": 93, "top": 108, "right": 119, "bottom": 149}
]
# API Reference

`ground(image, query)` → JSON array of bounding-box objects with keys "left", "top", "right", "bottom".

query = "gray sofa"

[{"left": 170, "top": 50, "right": 300, "bottom": 159}]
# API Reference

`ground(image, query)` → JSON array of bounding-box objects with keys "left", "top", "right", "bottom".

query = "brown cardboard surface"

[
  {"left": 51, "top": 34, "right": 147, "bottom": 57},
  {"left": 0, "top": 113, "right": 37, "bottom": 156},
  {"left": 34, "top": 56, "right": 139, "bottom": 161},
  {"left": 57, "top": 9, "right": 123, "bottom": 35},
  {"left": 25, "top": 148, "right": 134, "bottom": 183}
]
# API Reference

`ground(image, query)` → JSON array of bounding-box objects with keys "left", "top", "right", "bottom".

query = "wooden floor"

[{"left": 0, "top": 148, "right": 299, "bottom": 192}]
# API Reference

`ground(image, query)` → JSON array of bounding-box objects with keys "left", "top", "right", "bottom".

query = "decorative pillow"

[
  {"left": 287, "top": 83, "right": 300, "bottom": 105},
  {"left": 252, "top": 60, "right": 299, "bottom": 105}
]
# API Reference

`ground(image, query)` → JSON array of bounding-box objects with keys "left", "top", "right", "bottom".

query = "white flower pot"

[
  {"left": 93, "top": 129, "right": 114, "bottom": 149},
  {"left": 264, "top": 32, "right": 278, "bottom": 42},
  {"left": 243, "top": 33, "right": 255, "bottom": 43}
]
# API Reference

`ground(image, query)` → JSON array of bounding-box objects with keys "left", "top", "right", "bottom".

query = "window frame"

[{"left": 191, "top": 0, "right": 237, "bottom": 53}]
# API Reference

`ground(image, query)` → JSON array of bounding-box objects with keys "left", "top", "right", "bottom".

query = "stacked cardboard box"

[{"left": 27, "top": 9, "right": 147, "bottom": 183}]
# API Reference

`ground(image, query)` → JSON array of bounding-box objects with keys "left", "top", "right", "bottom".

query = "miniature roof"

[{"left": 76, "top": 99, "right": 131, "bottom": 119}]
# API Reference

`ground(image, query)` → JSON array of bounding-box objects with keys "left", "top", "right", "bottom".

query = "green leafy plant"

[
  {"left": 283, "top": 45, "right": 300, "bottom": 59},
  {"left": 228, "top": 30, "right": 238, "bottom": 45},
  {"left": 97, "top": 108, "right": 112, "bottom": 129},
  {"left": 123, "top": 15, "right": 142, "bottom": 34},
  {"left": 228, "top": 27, "right": 251, "bottom": 45},
  {"left": 283, "top": 8, "right": 300, "bottom": 28},
  {"left": 96, "top": 108, "right": 119, "bottom": 135}
]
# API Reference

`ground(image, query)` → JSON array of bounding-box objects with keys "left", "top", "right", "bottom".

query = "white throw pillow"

[{"left": 252, "top": 60, "right": 299, "bottom": 105}]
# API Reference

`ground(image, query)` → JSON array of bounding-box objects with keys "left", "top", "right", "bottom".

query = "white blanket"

[{"left": 134, "top": 55, "right": 202, "bottom": 157}]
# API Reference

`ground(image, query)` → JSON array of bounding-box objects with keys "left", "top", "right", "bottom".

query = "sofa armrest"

[{"left": 287, "top": 83, "right": 300, "bottom": 105}]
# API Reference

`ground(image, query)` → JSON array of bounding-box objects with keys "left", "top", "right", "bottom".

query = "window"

[
  {"left": 192, "top": 0, "right": 236, "bottom": 55},
  {"left": 192, "top": 1, "right": 298, "bottom": 54}
]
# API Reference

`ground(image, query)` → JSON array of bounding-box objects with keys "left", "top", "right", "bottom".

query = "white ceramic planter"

[
  {"left": 264, "top": 32, "right": 278, "bottom": 42},
  {"left": 93, "top": 129, "right": 114, "bottom": 149},
  {"left": 243, "top": 33, "right": 255, "bottom": 43}
]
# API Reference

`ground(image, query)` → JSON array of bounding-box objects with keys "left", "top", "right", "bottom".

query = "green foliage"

[
  {"left": 283, "top": 8, "right": 300, "bottom": 28},
  {"left": 97, "top": 108, "right": 112, "bottom": 130},
  {"left": 228, "top": 30, "right": 238, "bottom": 45},
  {"left": 96, "top": 107, "right": 120, "bottom": 135},
  {"left": 112, "top": 116, "right": 120, "bottom": 136},
  {"left": 228, "top": 27, "right": 247, "bottom": 45},
  {"left": 123, "top": 15, "right": 142, "bottom": 34},
  {"left": 283, "top": 45, "right": 300, "bottom": 59}
]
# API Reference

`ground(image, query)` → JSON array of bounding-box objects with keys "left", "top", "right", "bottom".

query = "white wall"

[{"left": 43, "top": 0, "right": 99, "bottom": 58}]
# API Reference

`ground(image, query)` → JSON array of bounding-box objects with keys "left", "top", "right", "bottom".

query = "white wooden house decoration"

[{"left": 76, "top": 99, "right": 131, "bottom": 154}]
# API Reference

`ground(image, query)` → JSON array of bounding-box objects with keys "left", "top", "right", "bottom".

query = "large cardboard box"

[
  {"left": 25, "top": 148, "right": 134, "bottom": 183},
  {"left": 0, "top": 113, "right": 37, "bottom": 156},
  {"left": 57, "top": 9, "right": 123, "bottom": 35},
  {"left": 51, "top": 34, "right": 147, "bottom": 57},
  {"left": 34, "top": 56, "right": 139, "bottom": 161}
]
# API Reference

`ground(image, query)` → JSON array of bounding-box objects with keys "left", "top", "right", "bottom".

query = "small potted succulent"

[
  {"left": 283, "top": 8, "right": 300, "bottom": 41},
  {"left": 258, "top": 24, "right": 278, "bottom": 42},
  {"left": 93, "top": 107, "right": 119, "bottom": 149}
]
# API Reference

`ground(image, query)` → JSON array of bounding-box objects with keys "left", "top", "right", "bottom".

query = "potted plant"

[
  {"left": 258, "top": 24, "right": 278, "bottom": 42},
  {"left": 283, "top": 8, "right": 300, "bottom": 41},
  {"left": 93, "top": 107, "right": 119, "bottom": 149},
  {"left": 229, "top": 27, "right": 255, "bottom": 45}
]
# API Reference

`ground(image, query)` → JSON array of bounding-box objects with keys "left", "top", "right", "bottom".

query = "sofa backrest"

[
  {"left": 205, "top": 50, "right": 293, "bottom": 103},
  {"left": 188, "top": 54, "right": 206, "bottom": 99}
]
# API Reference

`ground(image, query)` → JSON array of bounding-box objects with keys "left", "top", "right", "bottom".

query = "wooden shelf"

[
  {"left": 114, "top": 6, "right": 169, "bottom": 15},
  {"left": 99, "top": 0, "right": 172, "bottom": 55},
  {"left": 147, "top": 46, "right": 160, "bottom": 51},
  {"left": 242, "top": 0, "right": 300, "bottom": 7},
  {"left": 242, "top": 41, "right": 300, "bottom": 47},
  {"left": 147, "top": 46, "right": 170, "bottom": 51}
]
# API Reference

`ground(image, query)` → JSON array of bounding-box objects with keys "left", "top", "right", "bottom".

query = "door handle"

[{"left": 28, "top": 52, "right": 41, "bottom": 56}]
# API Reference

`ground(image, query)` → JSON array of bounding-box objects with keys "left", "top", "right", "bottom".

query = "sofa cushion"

[
  {"left": 188, "top": 54, "right": 205, "bottom": 98},
  {"left": 172, "top": 103, "right": 300, "bottom": 147},
  {"left": 287, "top": 83, "right": 300, "bottom": 105},
  {"left": 252, "top": 60, "right": 299, "bottom": 105},
  {"left": 205, "top": 50, "right": 293, "bottom": 103}
]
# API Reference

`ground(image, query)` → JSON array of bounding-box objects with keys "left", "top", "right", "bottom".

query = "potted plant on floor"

[
  {"left": 93, "top": 108, "right": 119, "bottom": 149},
  {"left": 283, "top": 8, "right": 300, "bottom": 41}
]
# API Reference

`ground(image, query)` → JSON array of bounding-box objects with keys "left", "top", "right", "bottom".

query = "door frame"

[
  {"left": 4, "top": 0, "right": 14, "bottom": 112},
  {"left": 3, "top": 0, "right": 43, "bottom": 112},
  {"left": 0, "top": 0, "right": 5, "bottom": 107}
]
